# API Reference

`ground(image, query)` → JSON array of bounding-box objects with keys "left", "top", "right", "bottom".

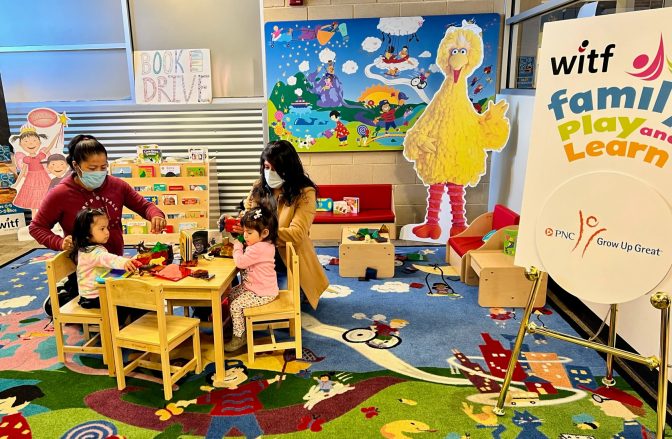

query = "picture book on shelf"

[
  {"left": 111, "top": 166, "right": 132, "bottom": 178},
  {"left": 182, "top": 197, "right": 199, "bottom": 205},
  {"left": 127, "top": 221, "right": 148, "bottom": 234},
  {"left": 153, "top": 183, "right": 167, "bottom": 191},
  {"left": 189, "top": 147, "right": 207, "bottom": 162},
  {"left": 138, "top": 165, "right": 155, "bottom": 178},
  {"left": 168, "top": 185, "right": 184, "bottom": 191},
  {"left": 160, "top": 165, "right": 181, "bottom": 177},
  {"left": 186, "top": 166, "right": 205, "bottom": 177},
  {"left": 144, "top": 195, "right": 159, "bottom": 205},
  {"left": 190, "top": 184, "right": 207, "bottom": 191},
  {"left": 333, "top": 200, "right": 351, "bottom": 214},
  {"left": 162, "top": 194, "right": 178, "bottom": 205},
  {"left": 137, "top": 144, "right": 162, "bottom": 163},
  {"left": 167, "top": 213, "right": 186, "bottom": 219},
  {"left": 187, "top": 210, "right": 205, "bottom": 218},
  {"left": 343, "top": 196, "right": 360, "bottom": 214},
  {"left": 121, "top": 213, "right": 135, "bottom": 220},
  {"left": 134, "top": 185, "right": 152, "bottom": 192},
  {"left": 179, "top": 222, "right": 199, "bottom": 231}
]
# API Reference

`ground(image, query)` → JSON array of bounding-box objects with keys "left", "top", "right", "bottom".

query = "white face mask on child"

[{"left": 264, "top": 169, "right": 284, "bottom": 189}]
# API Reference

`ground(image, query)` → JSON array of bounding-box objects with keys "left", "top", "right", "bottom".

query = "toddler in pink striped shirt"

[{"left": 70, "top": 208, "right": 137, "bottom": 309}]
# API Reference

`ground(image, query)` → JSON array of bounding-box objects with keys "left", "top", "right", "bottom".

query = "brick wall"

[{"left": 263, "top": 0, "right": 503, "bottom": 228}]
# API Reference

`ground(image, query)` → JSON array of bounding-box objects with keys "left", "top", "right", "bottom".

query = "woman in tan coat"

[{"left": 230, "top": 140, "right": 329, "bottom": 309}]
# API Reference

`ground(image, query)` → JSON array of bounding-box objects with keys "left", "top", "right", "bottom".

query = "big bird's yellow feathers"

[{"left": 404, "top": 21, "right": 510, "bottom": 187}]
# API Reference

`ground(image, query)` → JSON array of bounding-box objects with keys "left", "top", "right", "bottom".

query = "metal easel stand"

[{"left": 492, "top": 267, "right": 670, "bottom": 439}]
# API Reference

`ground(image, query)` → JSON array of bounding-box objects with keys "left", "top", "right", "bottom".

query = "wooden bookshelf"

[{"left": 110, "top": 159, "right": 211, "bottom": 245}]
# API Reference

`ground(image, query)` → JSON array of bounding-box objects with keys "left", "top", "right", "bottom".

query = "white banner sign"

[
  {"left": 516, "top": 8, "right": 672, "bottom": 304},
  {"left": 134, "top": 49, "right": 212, "bottom": 104}
]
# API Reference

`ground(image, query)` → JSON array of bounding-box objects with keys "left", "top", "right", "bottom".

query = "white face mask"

[{"left": 264, "top": 169, "right": 284, "bottom": 189}]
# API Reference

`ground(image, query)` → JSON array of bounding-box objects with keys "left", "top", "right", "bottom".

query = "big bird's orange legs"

[{"left": 412, "top": 182, "right": 467, "bottom": 239}]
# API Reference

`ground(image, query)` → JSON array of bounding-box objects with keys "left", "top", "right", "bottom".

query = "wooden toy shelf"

[{"left": 110, "top": 160, "right": 211, "bottom": 245}]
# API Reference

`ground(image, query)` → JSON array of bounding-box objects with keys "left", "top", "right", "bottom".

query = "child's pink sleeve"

[{"left": 232, "top": 241, "right": 265, "bottom": 269}]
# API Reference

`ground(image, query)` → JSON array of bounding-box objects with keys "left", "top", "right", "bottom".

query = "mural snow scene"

[{"left": 264, "top": 14, "right": 502, "bottom": 153}]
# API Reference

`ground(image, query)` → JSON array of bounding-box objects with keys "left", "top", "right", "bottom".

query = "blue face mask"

[{"left": 77, "top": 167, "right": 107, "bottom": 190}]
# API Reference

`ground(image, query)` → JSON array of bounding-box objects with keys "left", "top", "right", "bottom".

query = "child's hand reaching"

[{"left": 124, "top": 259, "right": 138, "bottom": 272}]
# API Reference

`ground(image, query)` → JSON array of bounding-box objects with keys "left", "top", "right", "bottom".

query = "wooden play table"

[{"left": 98, "top": 257, "right": 237, "bottom": 387}]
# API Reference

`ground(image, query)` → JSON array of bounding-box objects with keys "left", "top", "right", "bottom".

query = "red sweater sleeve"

[
  {"left": 122, "top": 180, "right": 165, "bottom": 221},
  {"left": 29, "top": 190, "right": 65, "bottom": 251}
]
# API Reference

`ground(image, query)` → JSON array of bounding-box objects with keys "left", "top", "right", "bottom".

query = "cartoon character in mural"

[
  {"left": 0, "top": 384, "right": 44, "bottom": 438},
  {"left": 180, "top": 359, "right": 280, "bottom": 439},
  {"left": 580, "top": 386, "right": 654, "bottom": 438},
  {"left": 373, "top": 100, "right": 399, "bottom": 135},
  {"left": 306, "top": 60, "right": 347, "bottom": 108},
  {"left": 403, "top": 20, "right": 510, "bottom": 239},
  {"left": 330, "top": 110, "right": 350, "bottom": 146}
]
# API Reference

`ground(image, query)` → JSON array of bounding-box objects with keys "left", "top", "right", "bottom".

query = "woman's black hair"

[
  {"left": 252, "top": 140, "right": 317, "bottom": 207},
  {"left": 239, "top": 206, "right": 278, "bottom": 244},
  {"left": 65, "top": 134, "right": 107, "bottom": 171},
  {"left": 69, "top": 207, "right": 107, "bottom": 263},
  {"left": 0, "top": 385, "right": 44, "bottom": 406}
]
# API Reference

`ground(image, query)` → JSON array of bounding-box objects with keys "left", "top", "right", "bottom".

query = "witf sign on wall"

[
  {"left": 134, "top": 49, "right": 212, "bottom": 104},
  {"left": 516, "top": 8, "right": 672, "bottom": 304}
]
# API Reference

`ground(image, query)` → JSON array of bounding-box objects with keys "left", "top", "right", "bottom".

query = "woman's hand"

[
  {"left": 124, "top": 259, "right": 138, "bottom": 272},
  {"left": 150, "top": 216, "right": 166, "bottom": 233},
  {"left": 61, "top": 236, "right": 73, "bottom": 251}
]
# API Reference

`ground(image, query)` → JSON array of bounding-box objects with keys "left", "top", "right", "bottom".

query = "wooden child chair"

[
  {"left": 45, "top": 251, "right": 114, "bottom": 376},
  {"left": 244, "top": 242, "right": 302, "bottom": 364},
  {"left": 106, "top": 278, "right": 202, "bottom": 400}
]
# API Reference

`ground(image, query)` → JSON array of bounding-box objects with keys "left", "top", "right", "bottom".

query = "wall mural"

[{"left": 264, "top": 14, "right": 502, "bottom": 154}]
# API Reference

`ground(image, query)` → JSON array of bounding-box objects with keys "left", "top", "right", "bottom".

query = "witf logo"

[
  {"left": 545, "top": 210, "right": 607, "bottom": 257},
  {"left": 550, "top": 40, "right": 616, "bottom": 76}
]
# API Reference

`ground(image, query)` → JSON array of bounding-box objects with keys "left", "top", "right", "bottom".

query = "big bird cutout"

[{"left": 403, "top": 20, "right": 510, "bottom": 241}]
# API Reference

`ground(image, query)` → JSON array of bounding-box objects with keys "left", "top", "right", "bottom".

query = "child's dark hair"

[
  {"left": 240, "top": 206, "right": 278, "bottom": 244},
  {"left": 329, "top": 110, "right": 340, "bottom": 118},
  {"left": 66, "top": 134, "right": 108, "bottom": 171},
  {"left": 70, "top": 207, "right": 107, "bottom": 263}
]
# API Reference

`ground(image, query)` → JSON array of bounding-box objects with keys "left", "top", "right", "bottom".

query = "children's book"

[
  {"left": 134, "top": 185, "right": 151, "bottom": 192},
  {"left": 186, "top": 166, "right": 205, "bottom": 177},
  {"left": 188, "top": 147, "right": 207, "bottom": 162},
  {"left": 121, "top": 213, "right": 135, "bottom": 220},
  {"left": 182, "top": 197, "right": 199, "bottom": 205},
  {"left": 138, "top": 166, "right": 155, "bottom": 178},
  {"left": 343, "top": 197, "right": 359, "bottom": 214},
  {"left": 144, "top": 196, "right": 159, "bottom": 205},
  {"left": 111, "top": 166, "right": 132, "bottom": 178},
  {"left": 153, "top": 183, "right": 167, "bottom": 191},
  {"left": 160, "top": 165, "right": 181, "bottom": 177},
  {"left": 168, "top": 185, "right": 184, "bottom": 191},
  {"left": 137, "top": 145, "right": 162, "bottom": 163},
  {"left": 179, "top": 221, "right": 199, "bottom": 231},
  {"left": 96, "top": 269, "right": 132, "bottom": 284},
  {"left": 162, "top": 194, "right": 178, "bottom": 206},
  {"left": 127, "top": 221, "right": 148, "bottom": 234},
  {"left": 167, "top": 213, "right": 186, "bottom": 219},
  {"left": 187, "top": 210, "right": 205, "bottom": 218},
  {"left": 189, "top": 184, "right": 207, "bottom": 191}
]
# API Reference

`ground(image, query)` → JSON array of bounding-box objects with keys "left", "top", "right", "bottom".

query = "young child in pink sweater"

[
  {"left": 225, "top": 207, "right": 279, "bottom": 352},
  {"left": 70, "top": 208, "right": 137, "bottom": 309}
]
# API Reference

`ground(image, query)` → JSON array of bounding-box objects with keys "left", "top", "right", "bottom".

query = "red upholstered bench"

[
  {"left": 310, "top": 184, "right": 396, "bottom": 240},
  {"left": 447, "top": 204, "right": 520, "bottom": 282}
]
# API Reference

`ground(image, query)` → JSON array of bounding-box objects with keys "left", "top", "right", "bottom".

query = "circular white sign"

[{"left": 536, "top": 172, "right": 672, "bottom": 304}]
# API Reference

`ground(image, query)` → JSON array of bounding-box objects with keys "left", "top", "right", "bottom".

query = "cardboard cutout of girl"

[{"left": 9, "top": 109, "right": 66, "bottom": 213}]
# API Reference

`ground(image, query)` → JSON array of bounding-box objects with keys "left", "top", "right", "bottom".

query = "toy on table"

[
  {"left": 95, "top": 268, "right": 133, "bottom": 284},
  {"left": 224, "top": 217, "right": 241, "bottom": 233},
  {"left": 154, "top": 264, "right": 191, "bottom": 282}
]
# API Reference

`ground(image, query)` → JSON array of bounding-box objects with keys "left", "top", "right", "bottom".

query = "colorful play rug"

[{"left": 0, "top": 247, "right": 666, "bottom": 438}]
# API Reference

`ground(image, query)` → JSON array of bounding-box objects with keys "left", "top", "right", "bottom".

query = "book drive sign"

[
  {"left": 515, "top": 8, "right": 672, "bottom": 304},
  {"left": 134, "top": 49, "right": 212, "bottom": 104}
]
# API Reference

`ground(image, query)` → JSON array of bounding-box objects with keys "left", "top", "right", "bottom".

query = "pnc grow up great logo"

[{"left": 544, "top": 210, "right": 662, "bottom": 257}]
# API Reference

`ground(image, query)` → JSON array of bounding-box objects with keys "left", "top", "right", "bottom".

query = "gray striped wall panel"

[{"left": 8, "top": 108, "right": 265, "bottom": 225}]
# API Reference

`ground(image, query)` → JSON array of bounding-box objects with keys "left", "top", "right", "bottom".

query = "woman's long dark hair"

[
  {"left": 70, "top": 208, "right": 107, "bottom": 263},
  {"left": 66, "top": 134, "right": 107, "bottom": 171},
  {"left": 251, "top": 140, "right": 317, "bottom": 207}
]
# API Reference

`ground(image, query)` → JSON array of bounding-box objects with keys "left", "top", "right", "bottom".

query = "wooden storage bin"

[{"left": 338, "top": 227, "right": 394, "bottom": 278}]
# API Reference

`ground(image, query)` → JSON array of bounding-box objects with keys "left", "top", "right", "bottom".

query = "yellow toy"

[{"left": 403, "top": 20, "right": 510, "bottom": 239}]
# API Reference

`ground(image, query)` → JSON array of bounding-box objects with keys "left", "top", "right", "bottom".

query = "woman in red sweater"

[{"left": 29, "top": 135, "right": 166, "bottom": 298}]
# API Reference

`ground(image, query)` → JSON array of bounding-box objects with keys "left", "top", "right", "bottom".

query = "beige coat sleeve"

[{"left": 278, "top": 188, "right": 316, "bottom": 245}]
